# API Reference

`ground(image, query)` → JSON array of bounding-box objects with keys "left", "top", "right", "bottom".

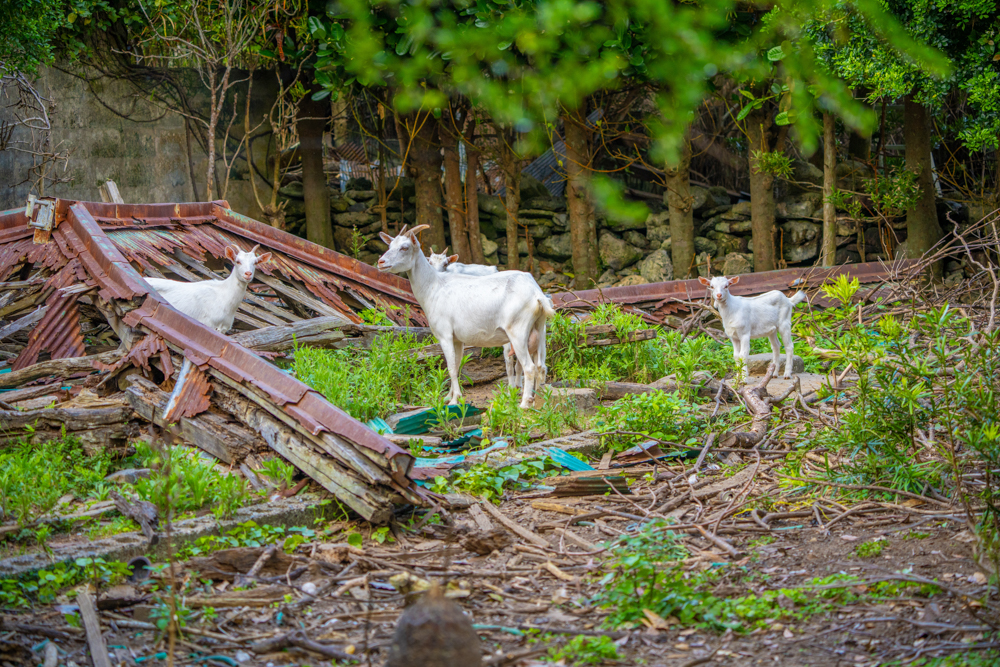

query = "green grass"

[{"left": 855, "top": 539, "right": 887, "bottom": 558}]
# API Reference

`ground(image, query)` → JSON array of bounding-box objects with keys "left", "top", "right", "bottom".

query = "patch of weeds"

[
  {"left": 596, "top": 391, "right": 703, "bottom": 452},
  {"left": 86, "top": 515, "right": 137, "bottom": 540},
  {"left": 903, "top": 531, "right": 930, "bottom": 540},
  {"left": 429, "top": 458, "right": 561, "bottom": 503},
  {"left": 293, "top": 326, "right": 436, "bottom": 421},
  {"left": 855, "top": 538, "right": 887, "bottom": 558},
  {"left": 484, "top": 385, "right": 582, "bottom": 447},
  {"left": 911, "top": 650, "right": 1000, "bottom": 666},
  {"left": 0, "top": 557, "right": 130, "bottom": 607},
  {"left": 0, "top": 432, "right": 117, "bottom": 528},
  {"left": 544, "top": 635, "right": 622, "bottom": 665},
  {"left": 133, "top": 441, "right": 248, "bottom": 519},
  {"left": 178, "top": 521, "right": 316, "bottom": 559},
  {"left": 748, "top": 535, "right": 776, "bottom": 549},
  {"left": 259, "top": 458, "right": 297, "bottom": 490}
]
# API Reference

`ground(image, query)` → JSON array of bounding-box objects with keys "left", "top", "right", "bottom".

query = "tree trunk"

[
  {"left": 747, "top": 111, "right": 777, "bottom": 272},
  {"left": 441, "top": 123, "right": 472, "bottom": 261},
  {"left": 665, "top": 137, "right": 694, "bottom": 279},
  {"left": 904, "top": 95, "right": 942, "bottom": 271},
  {"left": 564, "top": 110, "right": 598, "bottom": 286},
  {"left": 501, "top": 135, "right": 520, "bottom": 271},
  {"left": 331, "top": 95, "right": 349, "bottom": 148},
  {"left": 297, "top": 94, "right": 334, "bottom": 249},
  {"left": 464, "top": 129, "right": 485, "bottom": 264},
  {"left": 822, "top": 113, "right": 837, "bottom": 266},
  {"left": 406, "top": 113, "right": 447, "bottom": 252}
]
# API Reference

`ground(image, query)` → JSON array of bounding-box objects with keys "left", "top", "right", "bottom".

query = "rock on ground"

[
  {"left": 639, "top": 248, "right": 674, "bottom": 283},
  {"left": 599, "top": 233, "right": 643, "bottom": 271}
]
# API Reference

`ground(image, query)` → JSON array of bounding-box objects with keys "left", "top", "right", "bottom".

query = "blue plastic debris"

[
  {"left": 545, "top": 447, "right": 595, "bottom": 472},
  {"left": 388, "top": 404, "right": 485, "bottom": 435},
  {"left": 367, "top": 417, "right": 393, "bottom": 435}
]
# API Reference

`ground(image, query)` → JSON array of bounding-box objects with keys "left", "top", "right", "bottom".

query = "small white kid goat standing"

[
  {"left": 699, "top": 275, "right": 807, "bottom": 381},
  {"left": 425, "top": 250, "right": 548, "bottom": 388},
  {"left": 145, "top": 244, "right": 271, "bottom": 333},
  {"left": 378, "top": 225, "right": 553, "bottom": 408}
]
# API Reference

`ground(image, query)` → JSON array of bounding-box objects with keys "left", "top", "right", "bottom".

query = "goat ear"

[
  {"left": 698, "top": 276, "right": 710, "bottom": 286},
  {"left": 224, "top": 246, "right": 237, "bottom": 261},
  {"left": 728, "top": 276, "right": 740, "bottom": 286},
  {"left": 379, "top": 231, "right": 392, "bottom": 244},
  {"left": 256, "top": 252, "right": 271, "bottom": 264},
  {"left": 447, "top": 254, "right": 459, "bottom": 264}
]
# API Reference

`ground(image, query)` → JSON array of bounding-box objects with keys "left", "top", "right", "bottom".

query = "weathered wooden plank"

[
  {"left": 255, "top": 274, "right": 349, "bottom": 320},
  {"left": 0, "top": 405, "right": 131, "bottom": 431},
  {"left": 0, "top": 350, "right": 120, "bottom": 389},
  {"left": 0, "top": 305, "right": 47, "bottom": 341},
  {"left": 230, "top": 316, "right": 347, "bottom": 352},
  {"left": 125, "top": 376, "right": 256, "bottom": 465},
  {"left": 211, "top": 384, "right": 395, "bottom": 523},
  {"left": 77, "top": 592, "right": 113, "bottom": 667}
]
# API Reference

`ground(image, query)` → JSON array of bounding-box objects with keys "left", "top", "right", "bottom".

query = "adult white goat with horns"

[{"left": 377, "top": 224, "right": 554, "bottom": 408}]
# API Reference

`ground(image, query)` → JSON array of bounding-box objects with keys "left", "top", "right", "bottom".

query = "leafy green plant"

[
  {"left": 134, "top": 442, "right": 248, "bottom": 518},
  {"left": 259, "top": 458, "right": 297, "bottom": 490},
  {"left": 545, "top": 635, "right": 622, "bottom": 665},
  {"left": 0, "top": 557, "right": 130, "bottom": 607},
  {"left": 751, "top": 149, "right": 793, "bottom": 179},
  {"left": 429, "top": 458, "right": 558, "bottom": 503},
  {"left": 597, "top": 391, "right": 703, "bottom": 452},
  {"left": 855, "top": 539, "right": 886, "bottom": 558}
]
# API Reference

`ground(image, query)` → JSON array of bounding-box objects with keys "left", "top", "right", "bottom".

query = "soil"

[{"left": 4, "top": 370, "right": 997, "bottom": 667}]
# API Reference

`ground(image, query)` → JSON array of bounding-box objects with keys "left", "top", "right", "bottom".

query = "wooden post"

[
  {"left": 821, "top": 113, "right": 838, "bottom": 266},
  {"left": 99, "top": 180, "right": 124, "bottom": 204}
]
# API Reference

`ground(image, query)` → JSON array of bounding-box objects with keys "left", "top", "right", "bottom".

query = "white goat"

[
  {"left": 146, "top": 244, "right": 271, "bottom": 334},
  {"left": 699, "top": 275, "right": 807, "bottom": 381},
  {"left": 378, "top": 225, "right": 553, "bottom": 408},
  {"left": 424, "top": 249, "right": 538, "bottom": 388},
  {"left": 427, "top": 248, "right": 500, "bottom": 277}
]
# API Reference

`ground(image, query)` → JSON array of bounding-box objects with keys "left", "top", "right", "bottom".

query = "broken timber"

[{"left": 0, "top": 199, "right": 428, "bottom": 523}]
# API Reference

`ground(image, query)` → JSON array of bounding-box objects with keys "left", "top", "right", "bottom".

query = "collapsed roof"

[{"left": 0, "top": 198, "right": 429, "bottom": 523}]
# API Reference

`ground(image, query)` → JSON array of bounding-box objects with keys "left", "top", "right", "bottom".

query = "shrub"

[{"left": 596, "top": 391, "right": 703, "bottom": 452}]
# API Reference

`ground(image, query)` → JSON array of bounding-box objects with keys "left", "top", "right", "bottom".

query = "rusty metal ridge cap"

[
  {"left": 66, "top": 203, "right": 156, "bottom": 299},
  {"left": 550, "top": 260, "right": 920, "bottom": 308},
  {"left": 210, "top": 205, "right": 417, "bottom": 305}
]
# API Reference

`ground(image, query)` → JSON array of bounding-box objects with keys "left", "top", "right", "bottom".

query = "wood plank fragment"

[
  {"left": 0, "top": 350, "right": 120, "bottom": 389},
  {"left": 479, "top": 501, "right": 549, "bottom": 548},
  {"left": 77, "top": 592, "right": 113, "bottom": 667},
  {"left": 467, "top": 503, "right": 494, "bottom": 532}
]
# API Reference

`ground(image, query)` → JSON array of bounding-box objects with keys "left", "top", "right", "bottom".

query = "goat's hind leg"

[
  {"left": 767, "top": 331, "right": 781, "bottom": 377},
  {"left": 508, "top": 335, "right": 538, "bottom": 409},
  {"left": 780, "top": 322, "right": 795, "bottom": 379}
]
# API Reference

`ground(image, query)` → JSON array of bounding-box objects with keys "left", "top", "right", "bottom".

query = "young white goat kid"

[
  {"left": 146, "top": 244, "right": 271, "bottom": 334},
  {"left": 378, "top": 225, "right": 553, "bottom": 408},
  {"left": 427, "top": 248, "right": 500, "bottom": 277},
  {"left": 424, "top": 250, "right": 543, "bottom": 388},
  {"left": 699, "top": 275, "right": 807, "bottom": 381}
]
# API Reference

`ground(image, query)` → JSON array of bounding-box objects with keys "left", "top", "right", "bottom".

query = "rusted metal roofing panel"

[
  {"left": 163, "top": 360, "right": 213, "bottom": 422},
  {"left": 10, "top": 287, "right": 85, "bottom": 371},
  {"left": 211, "top": 205, "right": 417, "bottom": 305},
  {"left": 551, "top": 260, "right": 921, "bottom": 312}
]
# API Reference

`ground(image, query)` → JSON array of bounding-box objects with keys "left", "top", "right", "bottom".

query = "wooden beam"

[
  {"left": 0, "top": 351, "right": 121, "bottom": 389},
  {"left": 77, "top": 592, "right": 113, "bottom": 667},
  {"left": 229, "top": 316, "right": 347, "bottom": 352},
  {"left": 99, "top": 180, "right": 124, "bottom": 204}
]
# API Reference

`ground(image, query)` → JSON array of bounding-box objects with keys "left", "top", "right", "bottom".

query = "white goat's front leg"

[
  {"left": 767, "top": 331, "right": 781, "bottom": 375},
  {"left": 533, "top": 323, "right": 548, "bottom": 394},
  {"left": 739, "top": 333, "right": 751, "bottom": 385},
  {"left": 779, "top": 323, "right": 795, "bottom": 379},
  {"left": 438, "top": 333, "right": 463, "bottom": 405},
  {"left": 730, "top": 335, "right": 744, "bottom": 382}
]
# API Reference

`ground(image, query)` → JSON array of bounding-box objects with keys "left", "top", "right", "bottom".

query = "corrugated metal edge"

[
  {"left": 10, "top": 286, "right": 85, "bottom": 371},
  {"left": 163, "top": 359, "right": 213, "bottom": 422}
]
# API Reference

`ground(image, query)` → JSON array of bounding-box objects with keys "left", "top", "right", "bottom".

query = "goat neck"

[{"left": 406, "top": 248, "right": 445, "bottom": 304}]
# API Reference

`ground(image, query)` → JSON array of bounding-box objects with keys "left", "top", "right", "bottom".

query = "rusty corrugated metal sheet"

[
  {"left": 551, "top": 260, "right": 921, "bottom": 314},
  {"left": 163, "top": 360, "right": 213, "bottom": 422},
  {"left": 11, "top": 287, "right": 85, "bottom": 371}
]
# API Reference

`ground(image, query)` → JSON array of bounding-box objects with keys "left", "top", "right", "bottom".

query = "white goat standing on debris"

[
  {"left": 700, "top": 275, "right": 807, "bottom": 381},
  {"left": 146, "top": 244, "right": 271, "bottom": 334},
  {"left": 425, "top": 250, "right": 549, "bottom": 388},
  {"left": 378, "top": 225, "right": 553, "bottom": 408}
]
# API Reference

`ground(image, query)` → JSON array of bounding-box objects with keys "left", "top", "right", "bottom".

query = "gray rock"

[
  {"left": 836, "top": 159, "right": 874, "bottom": 192},
  {"left": 745, "top": 353, "right": 804, "bottom": 375},
  {"left": 780, "top": 220, "right": 821, "bottom": 263},
  {"left": 105, "top": 469, "right": 151, "bottom": 485},
  {"left": 639, "top": 248, "right": 674, "bottom": 283},
  {"left": 528, "top": 225, "right": 552, "bottom": 240},
  {"left": 603, "top": 214, "right": 648, "bottom": 232},
  {"left": 647, "top": 223, "right": 671, "bottom": 245},
  {"left": 520, "top": 174, "right": 551, "bottom": 199},
  {"left": 706, "top": 186, "right": 732, "bottom": 211},
  {"left": 521, "top": 197, "right": 566, "bottom": 212},
  {"left": 614, "top": 275, "right": 649, "bottom": 287},
  {"left": 597, "top": 268, "right": 618, "bottom": 287},
  {"left": 624, "top": 230, "right": 648, "bottom": 248},
  {"left": 714, "top": 219, "right": 753, "bottom": 235},
  {"left": 344, "top": 189, "right": 377, "bottom": 202},
  {"left": 535, "top": 386, "right": 598, "bottom": 412},
  {"left": 837, "top": 248, "right": 862, "bottom": 264},
  {"left": 701, "top": 204, "right": 732, "bottom": 218},
  {"left": 479, "top": 194, "right": 506, "bottom": 217},
  {"left": 480, "top": 235, "right": 498, "bottom": 257},
  {"left": 788, "top": 159, "right": 823, "bottom": 192},
  {"left": 330, "top": 196, "right": 350, "bottom": 213},
  {"left": 519, "top": 209, "right": 556, "bottom": 220},
  {"left": 660, "top": 238, "right": 671, "bottom": 252},
  {"left": 728, "top": 200, "right": 753, "bottom": 218},
  {"left": 599, "top": 233, "right": 643, "bottom": 270},
  {"left": 537, "top": 232, "right": 573, "bottom": 260},
  {"left": 776, "top": 192, "right": 823, "bottom": 219},
  {"left": 722, "top": 252, "right": 753, "bottom": 276},
  {"left": 694, "top": 236, "right": 718, "bottom": 256},
  {"left": 695, "top": 251, "right": 712, "bottom": 278},
  {"left": 707, "top": 231, "right": 743, "bottom": 257},
  {"left": 552, "top": 212, "right": 569, "bottom": 230},
  {"left": 688, "top": 185, "right": 709, "bottom": 212},
  {"left": 333, "top": 211, "right": 371, "bottom": 227}
]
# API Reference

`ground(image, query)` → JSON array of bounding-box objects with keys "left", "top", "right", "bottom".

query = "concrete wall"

[{"left": 0, "top": 65, "right": 269, "bottom": 220}]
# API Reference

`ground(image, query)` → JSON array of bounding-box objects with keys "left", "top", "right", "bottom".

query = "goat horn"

[
  {"left": 408, "top": 224, "right": 431, "bottom": 237},
  {"left": 443, "top": 246, "right": 450, "bottom": 254},
  {"left": 250, "top": 244, "right": 260, "bottom": 254},
  {"left": 398, "top": 224, "right": 409, "bottom": 236}
]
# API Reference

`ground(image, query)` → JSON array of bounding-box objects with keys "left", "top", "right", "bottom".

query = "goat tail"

[
  {"left": 538, "top": 295, "right": 556, "bottom": 320},
  {"left": 789, "top": 291, "right": 808, "bottom": 306}
]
